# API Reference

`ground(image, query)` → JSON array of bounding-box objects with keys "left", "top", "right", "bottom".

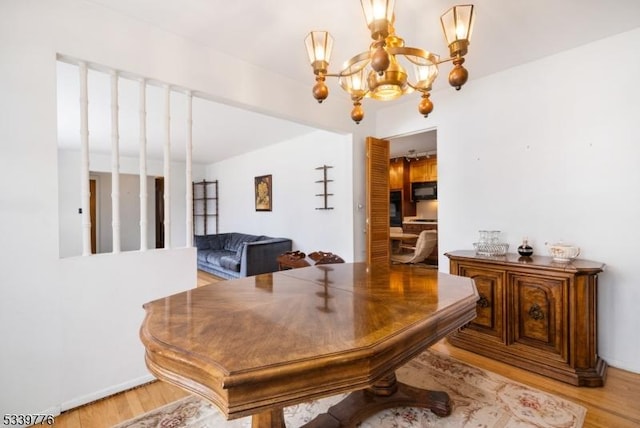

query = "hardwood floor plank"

[
  {"left": 123, "top": 387, "right": 146, "bottom": 416},
  {"left": 197, "top": 269, "right": 223, "bottom": 287},
  {"left": 53, "top": 411, "right": 82, "bottom": 428}
]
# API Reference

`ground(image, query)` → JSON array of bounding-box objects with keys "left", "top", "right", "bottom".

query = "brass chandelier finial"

[{"left": 305, "top": 1, "right": 475, "bottom": 124}]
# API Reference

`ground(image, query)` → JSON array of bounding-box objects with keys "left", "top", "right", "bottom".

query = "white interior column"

[
  {"left": 110, "top": 70, "right": 121, "bottom": 254},
  {"left": 163, "top": 85, "right": 171, "bottom": 249},
  {"left": 79, "top": 61, "right": 92, "bottom": 256},
  {"left": 139, "top": 79, "right": 148, "bottom": 251},
  {"left": 185, "top": 90, "right": 193, "bottom": 247}
]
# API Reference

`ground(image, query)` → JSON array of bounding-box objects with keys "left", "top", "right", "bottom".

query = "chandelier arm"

[
  {"left": 324, "top": 70, "right": 367, "bottom": 78},
  {"left": 337, "top": 51, "right": 372, "bottom": 76},
  {"left": 406, "top": 82, "right": 430, "bottom": 92},
  {"left": 387, "top": 47, "right": 439, "bottom": 65},
  {"left": 434, "top": 57, "right": 455, "bottom": 66}
]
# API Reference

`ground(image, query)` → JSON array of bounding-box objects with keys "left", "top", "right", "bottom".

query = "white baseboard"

[{"left": 60, "top": 374, "right": 156, "bottom": 412}]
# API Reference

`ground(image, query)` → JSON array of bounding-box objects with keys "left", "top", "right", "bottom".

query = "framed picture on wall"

[{"left": 255, "top": 174, "right": 272, "bottom": 211}]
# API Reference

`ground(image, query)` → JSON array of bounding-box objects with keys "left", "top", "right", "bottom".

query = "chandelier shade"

[
  {"left": 339, "top": 62, "right": 368, "bottom": 98},
  {"left": 360, "top": 0, "right": 395, "bottom": 40},
  {"left": 305, "top": 31, "right": 334, "bottom": 74},
  {"left": 441, "top": 5, "right": 475, "bottom": 46},
  {"left": 441, "top": 5, "right": 475, "bottom": 57},
  {"left": 305, "top": 1, "right": 476, "bottom": 124}
]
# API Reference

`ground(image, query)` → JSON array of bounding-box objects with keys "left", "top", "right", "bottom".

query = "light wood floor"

[
  {"left": 196, "top": 269, "right": 221, "bottom": 287},
  {"left": 53, "top": 270, "right": 640, "bottom": 428}
]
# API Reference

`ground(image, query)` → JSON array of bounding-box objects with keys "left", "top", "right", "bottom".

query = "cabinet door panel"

[
  {"left": 426, "top": 157, "right": 437, "bottom": 181},
  {"left": 457, "top": 265, "right": 504, "bottom": 340},
  {"left": 510, "top": 274, "right": 567, "bottom": 361},
  {"left": 389, "top": 160, "right": 404, "bottom": 189},
  {"left": 409, "top": 159, "right": 428, "bottom": 182}
]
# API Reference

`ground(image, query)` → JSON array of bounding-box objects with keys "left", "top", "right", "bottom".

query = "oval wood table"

[{"left": 140, "top": 262, "right": 478, "bottom": 427}]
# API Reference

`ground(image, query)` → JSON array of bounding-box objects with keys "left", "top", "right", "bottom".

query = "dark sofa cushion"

[
  {"left": 194, "top": 235, "right": 210, "bottom": 250},
  {"left": 207, "top": 235, "right": 226, "bottom": 250},
  {"left": 224, "top": 233, "right": 260, "bottom": 252},
  {"left": 194, "top": 235, "right": 226, "bottom": 251},
  {"left": 219, "top": 255, "right": 241, "bottom": 272},
  {"left": 196, "top": 249, "right": 210, "bottom": 263},
  {"left": 204, "top": 250, "right": 235, "bottom": 267}
]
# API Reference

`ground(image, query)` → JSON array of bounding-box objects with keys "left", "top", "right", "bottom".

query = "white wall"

[
  {"left": 208, "top": 130, "right": 355, "bottom": 260},
  {"left": 58, "top": 248, "right": 196, "bottom": 409},
  {"left": 374, "top": 28, "right": 640, "bottom": 373}
]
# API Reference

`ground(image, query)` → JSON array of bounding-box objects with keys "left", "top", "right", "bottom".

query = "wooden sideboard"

[{"left": 445, "top": 250, "right": 606, "bottom": 386}]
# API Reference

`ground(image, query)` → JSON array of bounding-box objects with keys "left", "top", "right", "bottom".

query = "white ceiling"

[{"left": 58, "top": 0, "right": 640, "bottom": 163}]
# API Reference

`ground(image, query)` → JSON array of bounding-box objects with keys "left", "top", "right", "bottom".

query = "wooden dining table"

[{"left": 140, "top": 262, "right": 478, "bottom": 427}]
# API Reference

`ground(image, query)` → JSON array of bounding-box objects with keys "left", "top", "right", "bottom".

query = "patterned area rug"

[{"left": 115, "top": 350, "right": 586, "bottom": 428}]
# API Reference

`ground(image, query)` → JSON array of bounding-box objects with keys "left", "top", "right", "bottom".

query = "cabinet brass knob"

[
  {"left": 528, "top": 303, "right": 545, "bottom": 320},
  {"left": 477, "top": 294, "right": 490, "bottom": 308}
]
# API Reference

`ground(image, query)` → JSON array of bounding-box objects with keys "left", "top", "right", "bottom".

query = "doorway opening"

[{"left": 388, "top": 130, "right": 439, "bottom": 267}]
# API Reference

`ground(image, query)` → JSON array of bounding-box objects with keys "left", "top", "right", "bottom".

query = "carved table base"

[{"left": 251, "top": 373, "right": 451, "bottom": 428}]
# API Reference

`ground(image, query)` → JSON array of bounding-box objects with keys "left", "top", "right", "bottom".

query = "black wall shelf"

[
  {"left": 315, "top": 165, "right": 334, "bottom": 210},
  {"left": 193, "top": 180, "right": 218, "bottom": 235}
]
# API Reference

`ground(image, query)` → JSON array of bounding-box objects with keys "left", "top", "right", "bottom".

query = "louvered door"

[{"left": 366, "top": 137, "right": 390, "bottom": 266}]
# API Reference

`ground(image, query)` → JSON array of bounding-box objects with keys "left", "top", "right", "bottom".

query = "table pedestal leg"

[
  {"left": 251, "top": 408, "right": 286, "bottom": 428},
  {"left": 302, "top": 372, "right": 451, "bottom": 428}
]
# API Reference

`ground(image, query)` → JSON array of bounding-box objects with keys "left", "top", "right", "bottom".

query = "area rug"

[{"left": 114, "top": 350, "right": 586, "bottom": 428}]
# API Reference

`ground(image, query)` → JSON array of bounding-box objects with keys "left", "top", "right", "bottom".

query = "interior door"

[
  {"left": 155, "top": 177, "right": 164, "bottom": 249},
  {"left": 90, "top": 179, "right": 96, "bottom": 254},
  {"left": 366, "top": 137, "right": 390, "bottom": 265}
]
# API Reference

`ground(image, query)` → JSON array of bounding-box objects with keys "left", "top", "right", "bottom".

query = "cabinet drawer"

[{"left": 456, "top": 265, "right": 505, "bottom": 340}]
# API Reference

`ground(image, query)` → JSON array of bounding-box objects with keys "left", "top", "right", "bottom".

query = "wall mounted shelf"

[
  {"left": 315, "top": 165, "right": 334, "bottom": 210},
  {"left": 193, "top": 180, "right": 218, "bottom": 235}
]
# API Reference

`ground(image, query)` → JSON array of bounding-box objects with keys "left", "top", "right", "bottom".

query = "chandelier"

[{"left": 305, "top": 1, "right": 475, "bottom": 124}]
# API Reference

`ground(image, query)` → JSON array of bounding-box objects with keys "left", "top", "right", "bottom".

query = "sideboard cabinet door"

[
  {"left": 456, "top": 264, "right": 505, "bottom": 342},
  {"left": 509, "top": 273, "right": 568, "bottom": 363}
]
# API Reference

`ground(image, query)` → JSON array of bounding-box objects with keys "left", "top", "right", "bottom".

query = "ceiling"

[{"left": 58, "top": 0, "right": 640, "bottom": 163}]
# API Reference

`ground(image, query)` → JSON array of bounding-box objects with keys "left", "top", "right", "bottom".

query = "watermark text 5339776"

[{"left": 3, "top": 414, "right": 55, "bottom": 425}]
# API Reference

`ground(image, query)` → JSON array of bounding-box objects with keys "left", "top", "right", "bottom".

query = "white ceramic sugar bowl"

[{"left": 546, "top": 242, "right": 580, "bottom": 262}]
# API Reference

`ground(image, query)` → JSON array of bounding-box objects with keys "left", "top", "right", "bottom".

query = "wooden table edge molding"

[{"left": 140, "top": 263, "right": 479, "bottom": 427}]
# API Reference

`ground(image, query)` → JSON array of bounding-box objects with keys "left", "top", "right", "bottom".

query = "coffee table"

[{"left": 140, "top": 262, "right": 477, "bottom": 427}]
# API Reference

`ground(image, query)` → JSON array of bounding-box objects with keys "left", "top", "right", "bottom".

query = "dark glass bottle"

[{"left": 517, "top": 238, "right": 534, "bottom": 257}]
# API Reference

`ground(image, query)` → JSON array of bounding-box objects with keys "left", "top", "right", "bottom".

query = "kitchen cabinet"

[
  {"left": 389, "top": 158, "right": 405, "bottom": 189},
  {"left": 409, "top": 156, "right": 437, "bottom": 182},
  {"left": 389, "top": 158, "right": 416, "bottom": 218},
  {"left": 403, "top": 222, "right": 438, "bottom": 265},
  {"left": 445, "top": 251, "right": 606, "bottom": 386}
]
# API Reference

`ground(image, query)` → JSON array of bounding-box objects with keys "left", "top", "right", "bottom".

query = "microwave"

[{"left": 411, "top": 181, "right": 437, "bottom": 200}]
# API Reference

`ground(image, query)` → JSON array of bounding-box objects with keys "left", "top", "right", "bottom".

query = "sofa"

[{"left": 195, "top": 233, "right": 292, "bottom": 279}]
